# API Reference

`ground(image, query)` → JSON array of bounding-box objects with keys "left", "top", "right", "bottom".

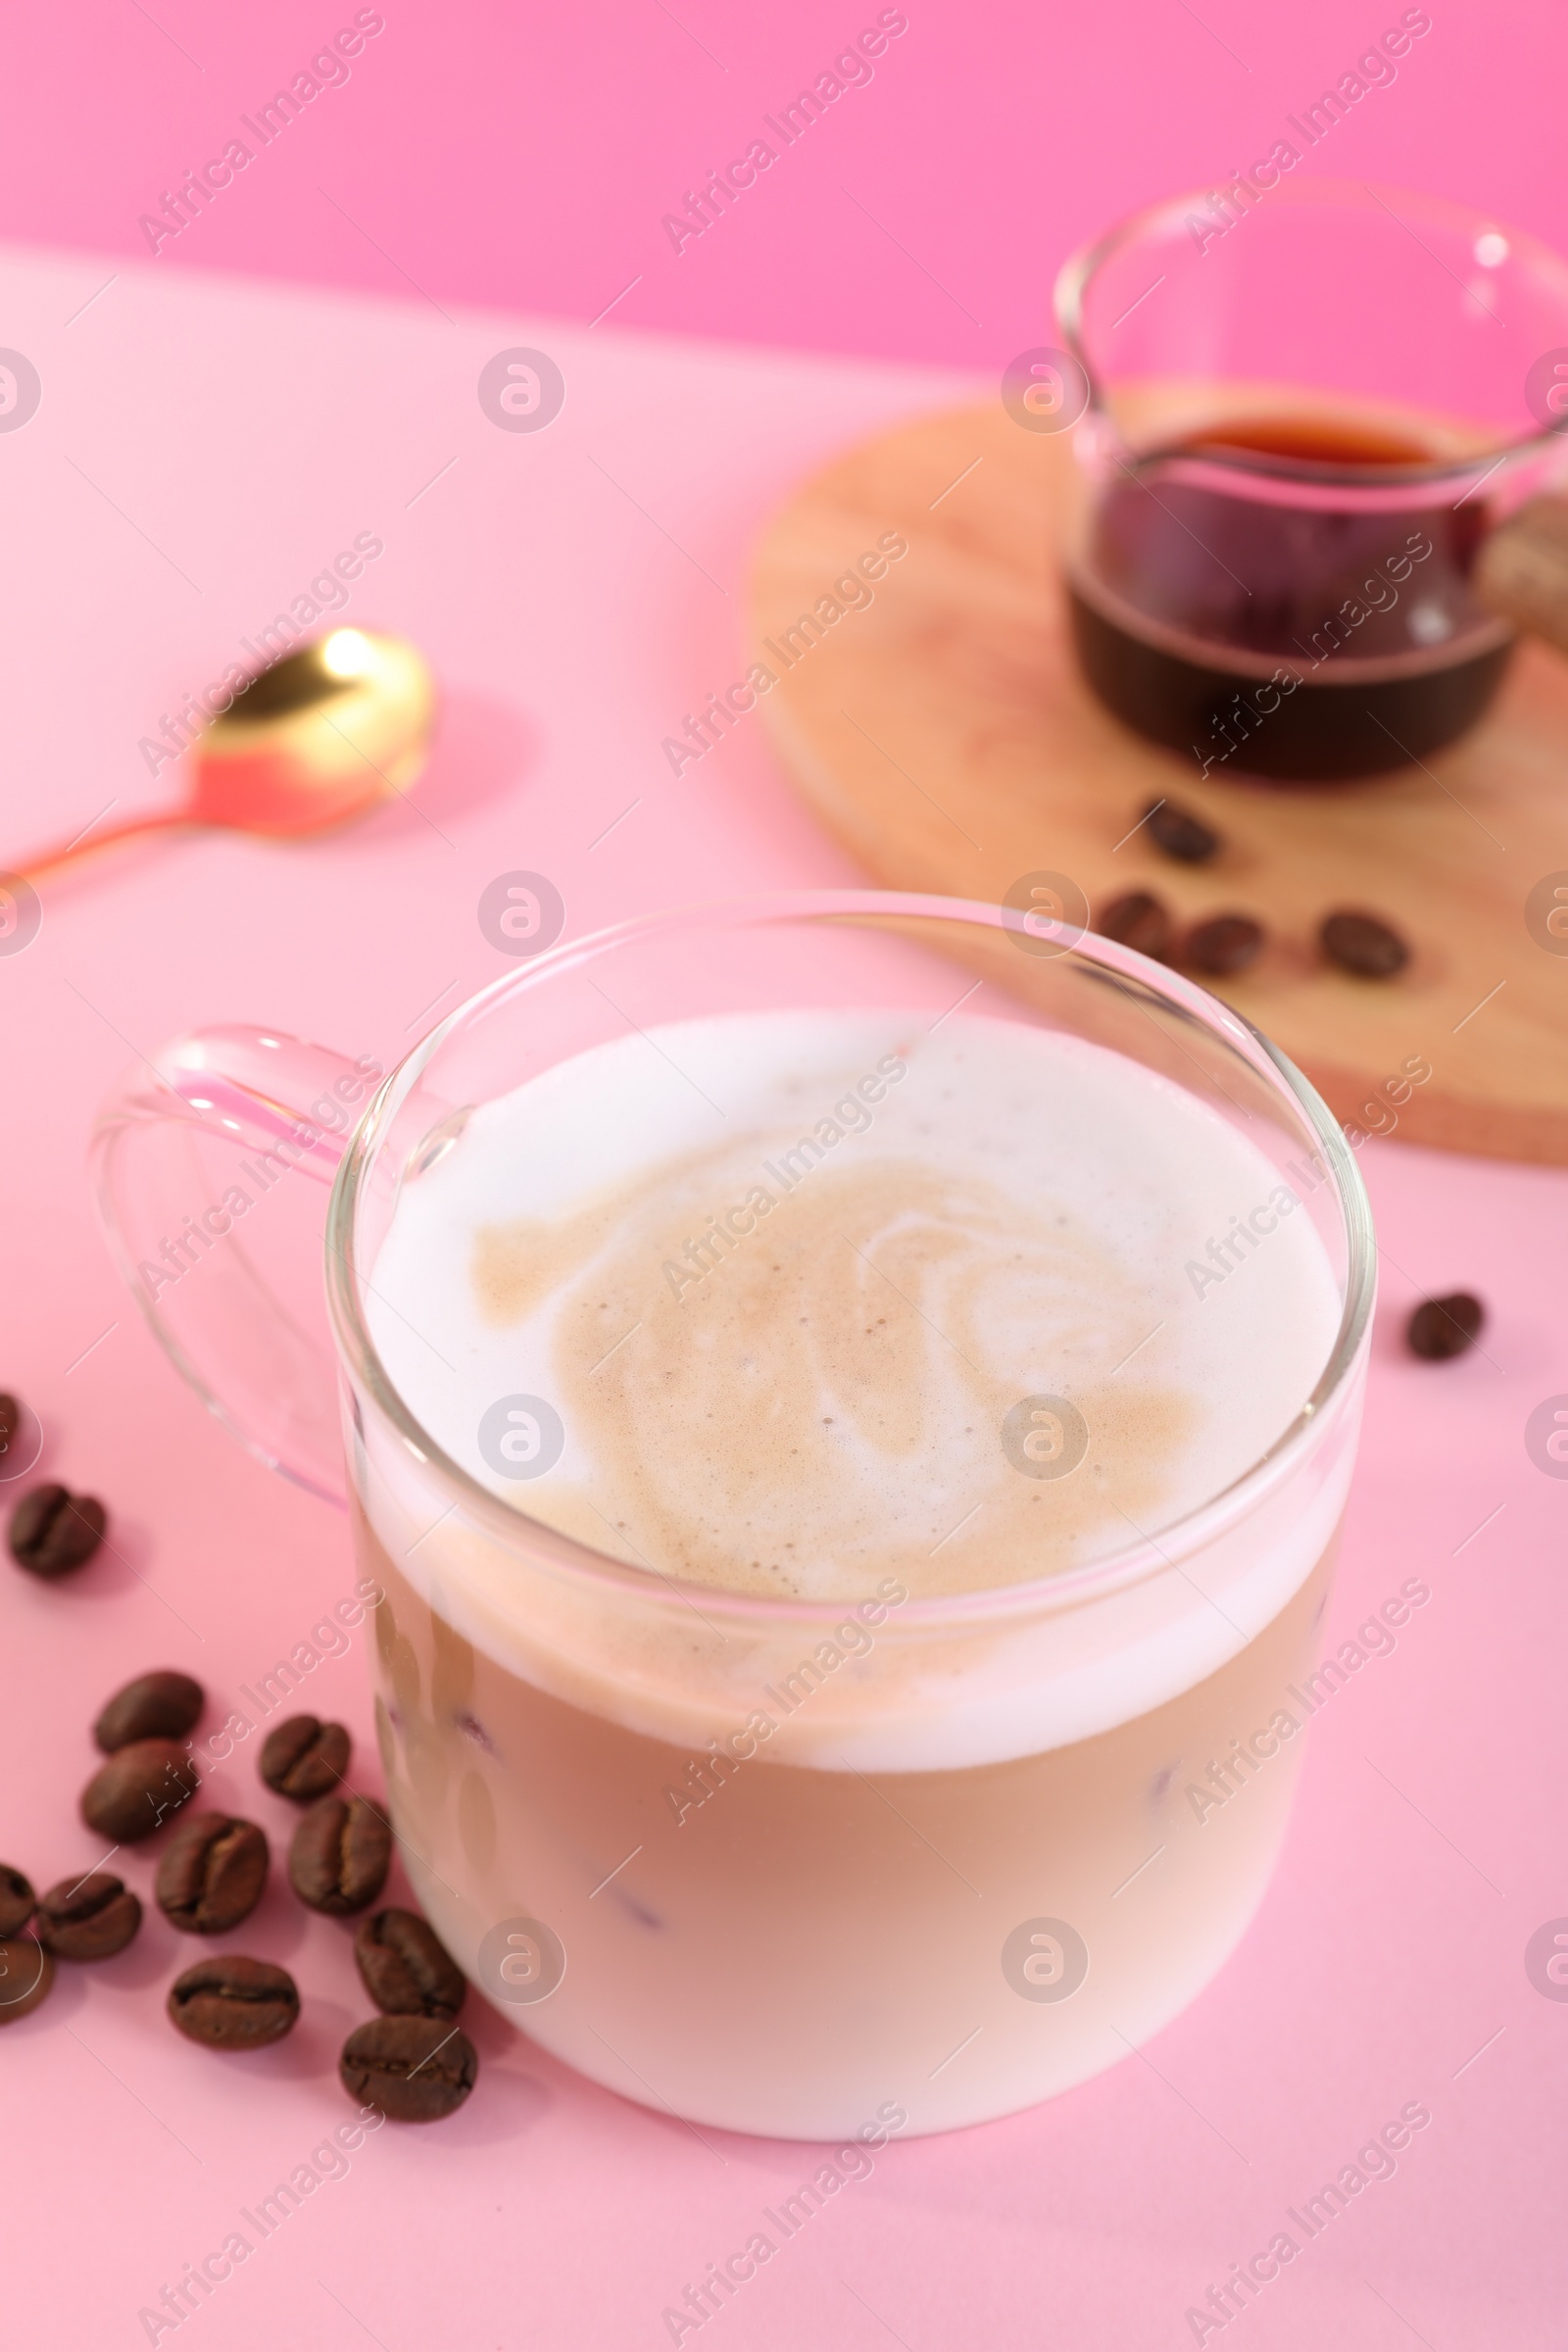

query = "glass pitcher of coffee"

[{"left": 1054, "top": 179, "right": 1568, "bottom": 778}]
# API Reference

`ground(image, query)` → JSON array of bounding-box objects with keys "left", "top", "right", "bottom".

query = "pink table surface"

[{"left": 0, "top": 229, "right": 1565, "bottom": 2351}]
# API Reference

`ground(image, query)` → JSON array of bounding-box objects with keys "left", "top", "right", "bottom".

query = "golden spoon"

[{"left": 20, "top": 628, "right": 436, "bottom": 885}]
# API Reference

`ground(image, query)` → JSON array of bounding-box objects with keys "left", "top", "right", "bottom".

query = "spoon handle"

[{"left": 19, "top": 809, "right": 192, "bottom": 886}]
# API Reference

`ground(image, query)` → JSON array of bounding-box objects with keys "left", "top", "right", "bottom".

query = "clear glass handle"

[{"left": 91, "top": 1024, "right": 384, "bottom": 1505}]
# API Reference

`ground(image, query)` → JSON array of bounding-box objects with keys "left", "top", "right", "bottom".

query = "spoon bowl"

[
  {"left": 18, "top": 627, "right": 436, "bottom": 885},
  {"left": 192, "top": 628, "right": 435, "bottom": 835}
]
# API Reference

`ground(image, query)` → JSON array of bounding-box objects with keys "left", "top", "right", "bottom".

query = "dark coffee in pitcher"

[{"left": 1066, "top": 410, "right": 1514, "bottom": 781}]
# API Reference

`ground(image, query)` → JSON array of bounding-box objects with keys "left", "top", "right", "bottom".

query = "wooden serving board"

[{"left": 748, "top": 404, "right": 1568, "bottom": 1164}]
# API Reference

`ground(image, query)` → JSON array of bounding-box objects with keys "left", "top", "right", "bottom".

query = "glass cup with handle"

[{"left": 92, "top": 888, "right": 1373, "bottom": 2138}]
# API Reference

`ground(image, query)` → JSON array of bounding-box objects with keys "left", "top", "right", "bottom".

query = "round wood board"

[{"left": 747, "top": 403, "right": 1568, "bottom": 1164}]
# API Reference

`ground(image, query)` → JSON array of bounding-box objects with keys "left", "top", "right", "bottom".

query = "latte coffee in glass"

[{"left": 354, "top": 1006, "right": 1358, "bottom": 2136}]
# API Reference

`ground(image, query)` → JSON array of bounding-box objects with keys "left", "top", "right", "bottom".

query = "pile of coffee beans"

[
  {"left": 1107, "top": 801, "right": 1412, "bottom": 984},
  {"left": 0, "top": 1661, "right": 476, "bottom": 2123}
]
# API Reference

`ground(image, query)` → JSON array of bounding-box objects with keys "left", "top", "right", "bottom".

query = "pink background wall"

[{"left": 8, "top": 0, "right": 1567, "bottom": 368}]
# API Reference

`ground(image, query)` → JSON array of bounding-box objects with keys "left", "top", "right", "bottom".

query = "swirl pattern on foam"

[{"left": 476, "top": 1151, "right": 1192, "bottom": 1598}]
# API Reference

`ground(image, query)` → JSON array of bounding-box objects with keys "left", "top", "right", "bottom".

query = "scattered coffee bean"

[
  {"left": 156, "top": 1814, "right": 270, "bottom": 1935},
  {"left": 0, "top": 1937, "right": 53, "bottom": 2024},
  {"left": 1321, "top": 908, "right": 1410, "bottom": 979},
  {"left": 339, "top": 2014, "right": 477, "bottom": 2122},
  {"left": 0, "top": 1866, "right": 35, "bottom": 1937},
  {"left": 355, "top": 1909, "right": 466, "bottom": 2021},
  {"left": 0, "top": 1395, "right": 18, "bottom": 1457},
  {"left": 1097, "top": 890, "right": 1173, "bottom": 961},
  {"left": 260, "top": 1714, "right": 351, "bottom": 1802},
  {"left": 168, "top": 1954, "right": 300, "bottom": 2050},
  {"left": 1406, "top": 1293, "right": 1485, "bottom": 1361},
  {"left": 289, "top": 1793, "right": 392, "bottom": 1915},
  {"left": 1144, "top": 799, "right": 1220, "bottom": 863},
  {"left": 81, "top": 1738, "right": 200, "bottom": 1843},
  {"left": 94, "top": 1670, "right": 205, "bottom": 1754},
  {"left": 1183, "top": 913, "right": 1265, "bottom": 976},
  {"left": 35, "top": 1873, "right": 142, "bottom": 1961},
  {"left": 8, "top": 1484, "right": 107, "bottom": 1578}
]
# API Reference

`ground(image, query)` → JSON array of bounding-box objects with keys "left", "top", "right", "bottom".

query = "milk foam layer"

[
  {"left": 358, "top": 1009, "right": 1359, "bottom": 1767},
  {"left": 368, "top": 1011, "right": 1341, "bottom": 1600}
]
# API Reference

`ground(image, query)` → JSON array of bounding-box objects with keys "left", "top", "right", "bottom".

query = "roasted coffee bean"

[
  {"left": 81, "top": 1737, "right": 200, "bottom": 1842},
  {"left": 0, "top": 1865, "right": 35, "bottom": 1937},
  {"left": 35, "top": 1873, "right": 141, "bottom": 1960},
  {"left": 1184, "top": 913, "right": 1264, "bottom": 976},
  {"left": 1097, "top": 890, "right": 1173, "bottom": 960},
  {"left": 0, "top": 1936, "right": 53, "bottom": 2024},
  {"left": 355, "top": 1908, "right": 466, "bottom": 2021},
  {"left": 1144, "top": 799, "right": 1220, "bottom": 863},
  {"left": 9, "top": 1484, "right": 107, "bottom": 1578},
  {"left": 1407, "top": 1293, "right": 1485, "bottom": 1361},
  {"left": 94, "top": 1670, "right": 205, "bottom": 1754},
  {"left": 260, "top": 1714, "right": 351, "bottom": 1801},
  {"left": 339, "top": 2014, "right": 477, "bottom": 2122},
  {"left": 156, "top": 1814, "right": 270, "bottom": 1935},
  {"left": 289, "top": 1793, "right": 391, "bottom": 1915},
  {"left": 1321, "top": 908, "right": 1410, "bottom": 979},
  {"left": 168, "top": 1954, "right": 300, "bottom": 2049},
  {"left": 0, "top": 1395, "right": 18, "bottom": 1457}
]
